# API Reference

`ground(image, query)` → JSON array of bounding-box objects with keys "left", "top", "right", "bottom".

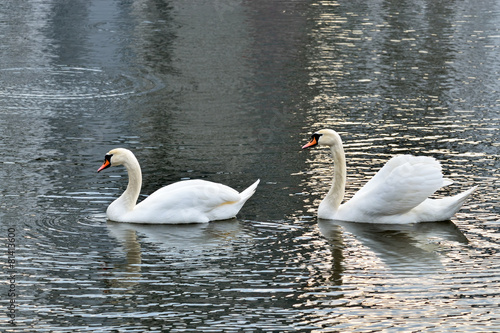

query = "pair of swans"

[{"left": 98, "top": 129, "right": 475, "bottom": 224}]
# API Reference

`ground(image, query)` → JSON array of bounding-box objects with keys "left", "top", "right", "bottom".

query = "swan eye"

[{"left": 104, "top": 154, "right": 114, "bottom": 164}]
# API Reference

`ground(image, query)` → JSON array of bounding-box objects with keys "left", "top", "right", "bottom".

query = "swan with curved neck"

[
  {"left": 97, "top": 148, "right": 259, "bottom": 224},
  {"left": 302, "top": 129, "right": 476, "bottom": 223}
]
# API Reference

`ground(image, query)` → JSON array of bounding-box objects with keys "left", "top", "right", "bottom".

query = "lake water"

[{"left": 0, "top": 0, "right": 499, "bottom": 332}]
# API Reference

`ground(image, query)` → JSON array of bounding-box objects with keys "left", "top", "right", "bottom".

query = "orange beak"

[
  {"left": 97, "top": 159, "right": 111, "bottom": 173},
  {"left": 302, "top": 136, "right": 318, "bottom": 149}
]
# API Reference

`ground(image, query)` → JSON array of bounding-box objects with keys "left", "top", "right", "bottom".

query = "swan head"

[
  {"left": 302, "top": 129, "right": 342, "bottom": 149},
  {"left": 97, "top": 148, "right": 134, "bottom": 172}
]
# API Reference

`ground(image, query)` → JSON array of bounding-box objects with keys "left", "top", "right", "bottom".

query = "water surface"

[{"left": 0, "top": 0, "right": 498, "bottom": 331}]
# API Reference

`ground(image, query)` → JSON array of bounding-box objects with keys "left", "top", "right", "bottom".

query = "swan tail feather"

[
  {"left": 207, "top": 179, "right": 260, "bottom": 221},
  {"left": 442, "top": 178, "right": 454, "bottom": 187},
  {"left": 239, "top": 179, "right": 260, "bottom": 202},
  {"left": 447, "top": 186, "right": 477, "bottom": 214},
  {"left": 429, "top": 186, "right": 477, "bottom": 220}
]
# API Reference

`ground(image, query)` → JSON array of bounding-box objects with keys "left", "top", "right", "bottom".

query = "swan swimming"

[
  {"left": 302, "top": 129, "right": 476, "bottom": 223},
  {"left": 97, "top": 148, "right": 259, "bottom": 224}
]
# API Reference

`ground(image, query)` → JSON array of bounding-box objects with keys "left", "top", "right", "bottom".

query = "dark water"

[{"left": 0, "top": 0, "right": 499, "bottom": 331}]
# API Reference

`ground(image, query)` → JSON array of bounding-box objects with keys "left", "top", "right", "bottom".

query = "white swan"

[
  {"left": 302, "top": 129, "right": 476, "bottom": 223},
  {"left": 97, "top": 148, "right": 259, "bottom": 224}
]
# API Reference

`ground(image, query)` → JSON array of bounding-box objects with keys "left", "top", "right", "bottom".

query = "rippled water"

[{"left": 0, "top": 0, "right": 499, "bottom": 332}]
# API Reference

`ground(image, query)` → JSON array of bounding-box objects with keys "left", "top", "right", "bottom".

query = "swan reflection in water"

[
  {"left": 103, "top": 219, "right": 243, "bottom": 290},
  {"left": 318, "top": 219, "right": 468, "bottom": 276}
]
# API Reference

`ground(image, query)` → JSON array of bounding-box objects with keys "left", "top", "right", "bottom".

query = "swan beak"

[
  {"left": 302, "top": 136, "right": 318, "bottom": 149},
  {"left": 97, "top": 153, "right": 113, "bottom": 172},
  {"left": 97, "top": 160, "right": 111, "bottom": 172}
]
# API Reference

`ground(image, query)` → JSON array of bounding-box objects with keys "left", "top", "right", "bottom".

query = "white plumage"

[
  {"left": 303, "top": 129, "right": 476, "bottom": 223},
  {"left": 97, "top": 148, "right": 259, "bottom": 224}
]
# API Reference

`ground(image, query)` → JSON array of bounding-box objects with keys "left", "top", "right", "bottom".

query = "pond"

[{"left": 0, "top": 0, "right": 499, "bottom": 331}]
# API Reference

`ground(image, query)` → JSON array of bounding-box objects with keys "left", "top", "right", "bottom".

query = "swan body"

[
  {"left": 97, "top": 148, "right": 259, "bottom": 224},
  {"left": 302, "top": 129, "right": 476, "bottom": 223}
]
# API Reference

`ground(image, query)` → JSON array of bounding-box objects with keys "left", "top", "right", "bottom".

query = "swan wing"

[
  {"left": 131, "top": 180, "right": 242, "bottom": 223},
  {"left": 343, "top": 155, "right": 446, "bottom": 216},
  {"left": 141, "top": 179, "right": 241, "bottom": 210}
]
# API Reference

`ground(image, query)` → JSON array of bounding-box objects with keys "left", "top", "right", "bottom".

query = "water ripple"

[{"left": 0, "top": 66, "right": 164, "bottom": 100}]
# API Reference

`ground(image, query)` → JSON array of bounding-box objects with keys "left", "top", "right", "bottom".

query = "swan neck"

[
  {"left": 327, "top": 142, "right": 346, "bottom": 210},
  {"left": 121, "top": 155, "right": 142, "bottom": 210}
]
